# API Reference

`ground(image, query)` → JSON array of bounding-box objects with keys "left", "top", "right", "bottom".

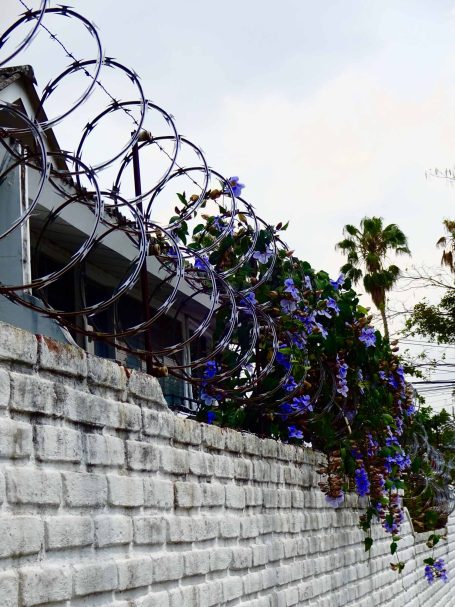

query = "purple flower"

[
  {"left": 354, "top": 467, "right": 370, "bottom": 497},
  {"left": 280, "top": 299, "right": 297, "bottom": 314},
  {"left": 276, "top": 348, "right": 291, "bottom": 370},
  {"left": 207, "top": 411, "right": 216, "bottom": 424},
  {"left": 425, "top": 559, "right": 448, "bottom": 584},
  {"left": 291, "top": 395, "right": 312, "bottom": 413},
  {"left": 252, "top": 245, "right": 273, "bottom": 264},
  {"left": 304, "top": 275, "right": 312, "bottom": 290},
  {"left": 227, "top": 176, "right": 245, "bottom": 197},
  {"left": 284, "top": 376, "right": 297, "bottom": 392},
  {"left": 325, "top": 492, "right": 345, "bottom": 508},
  {"left": 330, "top": 273, "right": 345, "bottom": 290},
  {"left": 326, "top": 297, "right": 340, "bottom": 315},
  {"left": 241, "top": 292, "right": 257, "bottom": 307},
  {"left": 359, "top": 326, "right": 376, "bottom": 348},
  {"left": 200, "top": 387, "right": 218, "bottom": 407},
  {"left": 194, "top": 255, "right": 209, "bottom": 271},
  {"left": 288, "top": 425, "right": 303, "bottom": 439},
  {"left": 336, "top": 357, "right": 349, "bottom": 398},
  {"left": 291, "top": 333, "right": 306, "bottom": 349},
  {"left": 203, "top": 360, "right": 218, "bottom": 379},
  {"left": 284, "top": 278, "right": 301, "bottom": 301},
  {"left": 213, "top": 216, "right": 225, "bottom": 231}
]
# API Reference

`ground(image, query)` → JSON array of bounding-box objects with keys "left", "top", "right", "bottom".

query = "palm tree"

[
  {"left": 336, "top": 217, "right": 410, "bottom": 340},
  {"left": 436, "top": 219, "right": 455, "bottom": 274}
]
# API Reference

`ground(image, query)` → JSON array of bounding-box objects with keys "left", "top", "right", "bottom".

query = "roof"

[{"left": 0, "top": 65, "right": 37, "bottom": 92}]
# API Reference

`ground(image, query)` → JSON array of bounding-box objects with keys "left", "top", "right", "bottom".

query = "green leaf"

[
  {"left": 390, "top": 541, "right": 398, "bottom": 555},
  {"left": 364, "top": 537, "right": 373, "bottom": 551}
]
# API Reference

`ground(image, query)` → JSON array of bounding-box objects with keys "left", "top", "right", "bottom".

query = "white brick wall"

[{"left": 0, "top": 320, "right": 454, "bottom": 607}]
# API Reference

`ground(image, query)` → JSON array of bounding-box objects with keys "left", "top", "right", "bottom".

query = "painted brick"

[
  {"left": 200, "top": 483, "right": 225, "bottom": 507},
  {"left": 117, "top": 557, "right": 153, "bottom": 590},
  {"left": 133, "top": 516, "right": 166, "bottom": 545},
  {"left": 142, "top": 409, "right": 175, "bottom": 437},
  {"left": 73, "top": 560, "right": 118, "bottom": 596},
  {"left": 35, "top": 425, "right": 82, "bottom": 462},
  {"left": 175, "top": 481, "right": 202, "bottom": 508},
  {"left": 6, "top": 467, "right": 61, "bottom": 505},
  {"left": 225, "top": 485, "right": 245, "bottom": 509},
  {"left": 95, "top": 514, "right": 133, "bottom": 547},
  {"left": 173, "top": 416, "right": 202, "bottom": 445},
  {"left": 20, "top": 565, "right": 72, "bottom": 606},
  {"left": 45, "top": 515, "right": 93, "bottom": 550},
  {"left": 184, "top": 550, "right": 210, "bottom": 576},
  {"left": 0, "top": 570, "right": 18, "bottom": 607},
  {"left": 160, "top": 446, "right": 189, "bottom": 474},
  {"left": 188, "top": 450, "right": 214, "bottom": 476},
  {"left": 0, "top": 321, "right": 37, "bottom": 365},
  {"left": 87, "top": 353, "right": 127, "bottom": 391},
  {"left": 63, "top": 471, "right": 107, "bottom": 507},
  {"left": 128, "top": 370, "right": 168, "bottom": 407},
  {"left": 135, "top": 592, "right": 170, "bottom": 607},
  {"left": 201, "top": 423, "right": 225, "bottom": 450},
  {"left": 10, "top": 372, "right": 59, "bottom": 416},
  {"left": 143, "top": 478, "right": 174, "bottom": 508},
  {"left": 85, "top": 433, "right": 125, "bottom": 466},
  {"left": 38, "top": 336, "right": 87, "bottom": 377},
  {"left": 0, "top": 368, "right": 10, "bottom": 408},
  {"left": 108, "top": 474, "right": 143, "bottom": 507},
  {"left": 61, "top": 384, "right": 141, "bottom": 430},
  {"left": 0, "top": 516, "right": 44, "bottom": 557},
  {"left": 151, "top": 554, "right": 184, "bottom": 582},
  {"left": 126, "top": 440, "right": 159, "bottom": 471},
  {"left": 0, "top": 418, "right": 32, "bottom": 459}
]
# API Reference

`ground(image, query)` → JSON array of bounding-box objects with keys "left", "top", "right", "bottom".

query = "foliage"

[
  {"left": 335, "top": 216, "right": 410, "bottom": 339},
  {"left": 167, "top": 191, "right": 448, "bottom": 583},
  {"left": 437, "top": 219, "right": 455, "bottom": 274}
]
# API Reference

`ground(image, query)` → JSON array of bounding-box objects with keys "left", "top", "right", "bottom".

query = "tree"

[
  {"left": 336, "top": 216, "right": 411, "bottom": 340},
  {"left": 437, "top": 219, "right": 455, "bottom": 274}
]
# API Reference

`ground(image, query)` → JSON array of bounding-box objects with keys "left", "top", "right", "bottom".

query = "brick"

[
  {"left": 45, "top": 515, "right": 93, "bottom": 550},
  {"left": 152, "top": 554, "right": 184, "bottom": 582},
  {"left": 0, "top": 369, "right": 10, "bottom": 408},
  {"left": 210, "top": 547, "right": 232, "bottom": 571},
  {"left": 117, "top": 557, "right": 153, "bottom": 590},
  {"left": 261, "top": 438, "right": 278, "bottom": 459},
  {"left": 245, "top": 486, "right": 263, "bottom": 506},
  {"left": 142, "top": 409, "right": 174, "bottom": 437},
  {"left": 133, "top": 516, "right": 166, "bottom": 545},
  {"left": 188, "top": 450, "right": 214, "bottom": 476},
  {"left": 73, "top": 560, "right": 118, "bottom": 596},
  {"left": 87, "top": 353, "right": 127, "bottom": 391},
  {"left": 95, "top": 514, "right": 132, "bottom": 547},
  {"left": 6, "top": 467, "right": 61, "bottom": 505},
  {"left": 0, "top": 516, "right": 44, "bottom": 557},
  {"left": 108, "top": 474, "right": 143, "bottom": 507},
  {"left": 243, "top": 432, "right": 261, "bottom": 455},
  {"left": 225, "top": 485, "right": 245, "bottom": 509},
  {"left": 173, "top": 416, "right": 201, "bottom": 445},
  {"left": 241, "top": 517, "right": 260, "bottom": 539},
  {"left": 60, "top": 384, "right": 141, "bottom": 430},
  {"left": 10, "top": 372, "right": 59, "bottom": 416},
  {"left": 143, "top": 478, "right": 174, "bottom": 508},
  {"left": 184, "top": 550, "right": 210, "bottom": 576},
  {"left": 213, "top": 454, "right": 234, "bottom": 478},
  {"left": 252, "top": 545, "right": 268, "bottom": 566},
  {"left": 0, "top": 418, "right": 32, "bottom": 458},
  {"left": 175, "top": 481, "right": 202, "bottom": 508},
  {"left": 0, "top": 570, "right": 18, "bottom": 607},
  {"left": 38, "top": 335, "right": 87, "bottom": 377},
  {"left": 169, "top": 587, "right": 197, "bottom": 607},
  {"left": 35, "top": 425, "right": 81, "bottom": 462},
  {"left": 201, "top": 423, "right": 225, "bottom": 450},
  {"left": 234, "top": 457, "right": 253, "bottom": 480},
  {"left": 200, "top": 483, "right": 225, "bottom": 507},
  {"left": 126, "top": 440, "right": 159, "bottom": 471},
  {"left": 135, "top": 592, "right": 170, "bottom": 607},
  {"left": 220, "top": 517, "right": 240, "bottom": 538},
  {"left": 224, "top": 429, "right": 243, "bottom": 452},
  {"left": 244, "top": 571, "right": 264, "bottom": 595},
  {"left": 0, "top": 321, "right": 37, "bottom": 364},
  {"left": 20, "top": 565, "right": 72, "bottom": 606},
  {"left": 63, "top": 472, "right": 107, "bottom": 507},
  {"left": 128, "top": 370, "right": 168, "bottom": 407},
  {"left": 196, "top": 581, "right": 223, "bottom": 607},
  {"left": 231, "top": 546, "right": 253, "bottom": 569},
  {"left": 0, "top": 471, "right": 4, "bottom": 504},
  {"left": 160, "top": 446, "right": 189, "bottom": 474},
  {"left": 85, "top": 433, "right": 125, "bottom": 466},
  {"left": 223, "top": 577, "right": 243, "bottom": 601}
]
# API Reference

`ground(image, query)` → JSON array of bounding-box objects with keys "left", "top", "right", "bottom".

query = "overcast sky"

[{"left": 3, "top": 0, "right": 455, "bottom": 407}]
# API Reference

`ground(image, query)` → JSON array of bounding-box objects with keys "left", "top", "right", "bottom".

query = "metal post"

[{"left": 131, "top": 140, "right": 154, "bottom": 375}]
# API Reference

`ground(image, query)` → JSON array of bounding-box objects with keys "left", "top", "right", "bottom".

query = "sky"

[{"left": 2, "top": 0, "right": 455, "bottom": 408}]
